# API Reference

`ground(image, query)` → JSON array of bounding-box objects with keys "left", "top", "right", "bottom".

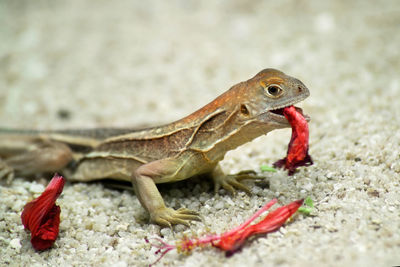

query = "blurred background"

[{"left": 1, "top": 0, "right": 398, "bottom": 129}]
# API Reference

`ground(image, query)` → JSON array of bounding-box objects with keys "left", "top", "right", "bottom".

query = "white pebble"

[
  {"left": 116, "top": 222, "right": 129, "bottom": 231},
  {"left": 9, "top": 238, "right": 21, "bottom": 252},
  {"left": 302, "top": 183, "right": 314, "bottom": 192},
  {"left": 160, "top": 227, "right": 172, "bottom": 237},
  {"left": 29, "top": 183, "right": 44, "bottom": 193},
  {"left": 391, "top": 162, "right": 400, "bottom": 173},
  {"left": 214, "top": 201, "right": 224, "bottom": 210}
]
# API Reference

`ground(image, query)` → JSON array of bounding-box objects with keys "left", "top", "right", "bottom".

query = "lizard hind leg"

[
  {"left": 132, "top": 158, "right": 201, "bottom": 227},
  {"left": 3, "top": 139, "right": 73, "bottom": 178}
]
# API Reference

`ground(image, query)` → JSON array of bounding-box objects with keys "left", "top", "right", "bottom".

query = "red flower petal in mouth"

[
  {"left": 274, "top": 105, "right": 313, "bottom": 175},
  {"left": 21, "top": 174, "right": 65, "bottom": 251}
]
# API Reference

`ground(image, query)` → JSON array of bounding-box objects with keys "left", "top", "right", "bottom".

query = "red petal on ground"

[
  {"left": 273, "top": 105, "right": 313, "bottom": 175},
  {"left": 215, "top": 199, "right": 304, "bottom": 255},
  {"left": 30, "top": 205, "right": 61, "bottom": 251},
  {"left": 21, "top": 174, "right": 65, "bottom": 251}
]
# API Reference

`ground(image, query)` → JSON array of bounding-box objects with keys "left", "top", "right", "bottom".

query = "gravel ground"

[{"left": 1, "top": 1, "right": 399, "bottom": 266}]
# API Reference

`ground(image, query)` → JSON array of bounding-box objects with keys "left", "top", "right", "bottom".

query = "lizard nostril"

[{"left": 298, "top": 86, "right": 303, "bottom": 93}]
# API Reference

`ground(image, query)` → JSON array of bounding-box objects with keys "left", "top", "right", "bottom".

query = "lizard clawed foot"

[
  {"left": 212, "top": 169, "right": 265, "bottom": 195},
  {"left": 0, "top": 161, "right": 15, "bottom": 184},
  {"left": 150, "top": 207, "right": 201, "bottom": 228}
]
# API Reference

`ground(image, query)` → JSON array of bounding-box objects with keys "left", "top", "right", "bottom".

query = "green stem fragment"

[
  {"left": 297, "top": 207, "right": 312, "bottom": 215},
  {"left": 260, "top": 165, "right": 277, "bottom": 172},
  {"left": 304, "top": 196, "right": 314, "bottom": 208},
  {"left": 297, "top": 196, "right": 314, "bottom": 215}
]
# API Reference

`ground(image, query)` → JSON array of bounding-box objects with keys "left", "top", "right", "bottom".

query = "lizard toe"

[
  {"left": 168, "top": 217, "right": 190, "bottom": 227},
  {"left": 225, "top": 176, "right": 252, "bottom": 194},
  {"left": 154, "top": 217, "right": 173, "bottom": 228},
  {"left": 236, "top": 170, "right": 257, "bottom": 176},
  {"left": 213, "top": 174, "right": 254, "bottom": 195},
  {"left": 151, "top": 207, "right": 200, "bottom": 228},
  {"left": 213, "top": 182, "right": 221, "bottom": 194},
  {"left": 177, "top": 208, "right": 200, "bottom": 216},
  {"left": 234, "top": 170, "right": 265, "bottom": 181},
  {"left": 213, "top": 176, "right": 236, "bottom": 194},
  {"left": 211, "top": 167, "right": 266, "bottom": 195}
]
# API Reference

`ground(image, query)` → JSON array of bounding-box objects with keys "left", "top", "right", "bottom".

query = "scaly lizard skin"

[{"left": 0, "top": 69, "right": 310, "bottom": 227}]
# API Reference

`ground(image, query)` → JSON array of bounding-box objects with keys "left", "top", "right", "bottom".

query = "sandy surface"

[{"left": 1, "top": 1, "right": 400, "bottom": 266}]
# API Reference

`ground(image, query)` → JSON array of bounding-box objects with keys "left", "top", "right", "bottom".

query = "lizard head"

[{"left": 239, "top": 68, "right": 310, "bottom": 128}]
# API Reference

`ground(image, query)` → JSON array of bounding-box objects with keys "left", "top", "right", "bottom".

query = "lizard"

[{"left": 0, "top": 68, "right": 310, "bottom": 227}]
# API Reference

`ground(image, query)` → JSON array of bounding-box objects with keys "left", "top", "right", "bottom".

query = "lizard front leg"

[
  {"left": 132, "top": 158, "right": 201, "bottom": 227},
  {"left": 210, "top": 165, "right": 264, "bottom": 194}
]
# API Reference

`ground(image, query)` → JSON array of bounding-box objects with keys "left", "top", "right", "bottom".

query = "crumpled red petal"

[
  {"left": 147, "top": 199, "right": 304, "bottom": 265},
  {"left": 214, "top": 199, "right": 303, "bottom": 255},
  {"left": 274, "top": 105, "right": 313, "bottom": 175},
  {"left": 21, "top": 174, "right": 65, "bottom": 251}
]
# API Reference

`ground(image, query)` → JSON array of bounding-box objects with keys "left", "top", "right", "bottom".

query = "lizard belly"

[
  {"left": 151, "top": 151, "right": 217, "bottom": 184},
  {"left": 70, "top": 154, "right": 144, "bottom": 182}
]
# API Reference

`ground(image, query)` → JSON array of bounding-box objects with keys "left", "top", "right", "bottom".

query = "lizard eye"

[
  {"left": 265, "top": 84, "right": 283, "bottom": 98},
  {"left": 240, "top": 104, "right": 250, "bottom": 116}
]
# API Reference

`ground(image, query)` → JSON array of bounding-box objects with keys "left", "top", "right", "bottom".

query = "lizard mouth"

[{"left": 270, "top": 106, "right": 310, "bottom": 122}]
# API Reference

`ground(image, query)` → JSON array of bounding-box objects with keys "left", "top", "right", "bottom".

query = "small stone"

[
  {"left": 302, "top": 183, "right": 314, "bottom": 191},
  {"left": 11, "top": 199, "right": 25, "bottom": 212},
  {"left": 214, "top": 201, "right": 224, "bottom": 210},
  {"left": 367, "top": 188, "right": 379, "bottom": 198},
  {"left": 326, "top": 172, "right": 335, "bottom": 179},
  {"left": 160, "top": 227, "right": 172, "bottom": 237},
  {"left": 29, "top": 183, "right": 44, "bottom": 193},
  {"left": 116, "top": 222, "right": 129, "bottom": 232},
  {"left": 391, "top": 162, "right": 400, "bottom": 173},
  {"left": 174, "top": 224, "right": 186, "bottom": 232},
  {"left": 252, "top": 186, "right": 261, "bottom": 195},
  {"left": 93, "top": 222, "right": 106, "bottom": 232},
  {"left": 9, "top": 238, "right": 21, "bottom": 252}
]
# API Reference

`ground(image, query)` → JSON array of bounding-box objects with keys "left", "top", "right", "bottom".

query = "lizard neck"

[{"left": 184, "top": 107, "right": 279, "bottom": 163}]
